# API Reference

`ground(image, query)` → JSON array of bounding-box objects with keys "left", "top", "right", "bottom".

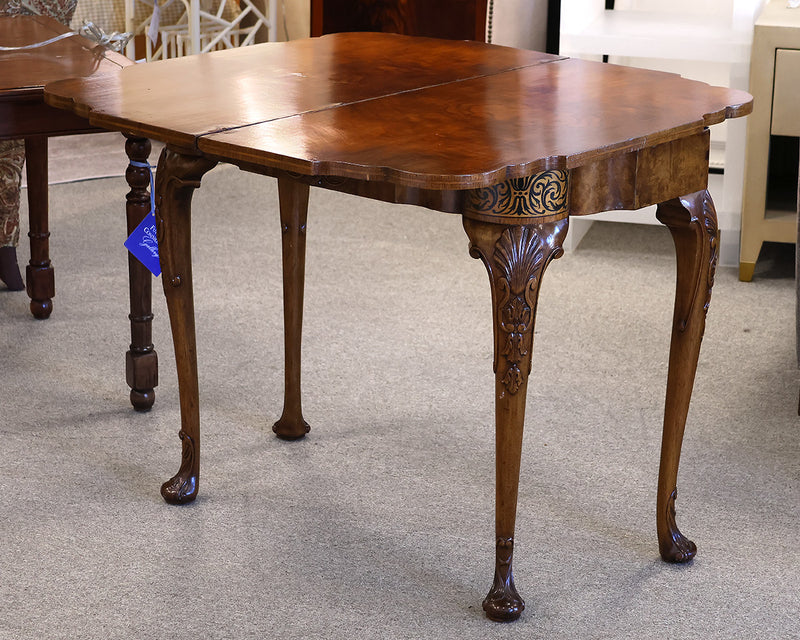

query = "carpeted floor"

[{"left": 1, "top": 162, "right": 798, "bottom": 639}]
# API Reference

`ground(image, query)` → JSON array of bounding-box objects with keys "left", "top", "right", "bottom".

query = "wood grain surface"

[{"left": 44, "top": 32, "right": 752, "bottom": 189}]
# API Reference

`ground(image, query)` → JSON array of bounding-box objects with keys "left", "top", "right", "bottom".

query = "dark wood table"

[
  {"left": 45, "top": 33, "right": 752, "bottom": 622},
  {"left": 0, "top": 15, "right": 158, "bottom": 410}
]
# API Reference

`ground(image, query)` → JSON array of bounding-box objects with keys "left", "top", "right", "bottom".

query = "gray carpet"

[{"left": 1, "top": 163, "right": 798, "bottom": 639}]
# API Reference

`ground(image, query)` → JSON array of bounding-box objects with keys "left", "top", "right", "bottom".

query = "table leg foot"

[
  {"left": 655, "top": 190, "right": 717, "bottom": 564},
  {"left": 155, "top": 147, "right": 217, "bottom": 504},
  {"left": 273, "top": 415, "right": 310, "bottom": 440},
  {"left": 160, "top": 429, "right": 198, "bottom": 504},
  {"left": 273, "top": 177, "right": 311, "bottom": 441},
  {"left": 483, "top": 537, "right": 524, "bottom": 622},
  {"left": 130, "top": 388, "right": 156, "bottom": 412},
  {"left": 659, "top": 488, "right": 696, "bottom": 563},
  {"left": 25, "top": 262, "right": 54, "bottom": 319}
]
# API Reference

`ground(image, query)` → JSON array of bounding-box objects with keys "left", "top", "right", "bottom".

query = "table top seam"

[{"left": 193, "top": 55, "right": 570, "bottom": 142}]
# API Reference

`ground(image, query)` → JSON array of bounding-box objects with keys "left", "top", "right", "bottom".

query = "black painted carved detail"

[
  {"left": 467, "top": 171, "right": 568, "bottom": 219},
  {"left": 493, "top": 227, "right": 544, "bottom": 394}
]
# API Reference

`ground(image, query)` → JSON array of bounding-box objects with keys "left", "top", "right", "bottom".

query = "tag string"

[
  {"left": 0, "top": 31, "right": 76, "bottom": 51},
  {"left": 0, "top": 20, "right": 132, "bottom": 52},
  {"left": 129, "top": 160, "right": 156, "bottom": 216}
]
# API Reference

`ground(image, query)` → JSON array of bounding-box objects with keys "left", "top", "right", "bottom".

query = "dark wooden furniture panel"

[{"left": 310, "top": 0, "right": 488, "bottom": 41}]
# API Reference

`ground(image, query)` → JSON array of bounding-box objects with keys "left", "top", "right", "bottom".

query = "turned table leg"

[
  {"left": 654, "top": 190, "right": 718, "bottom": 563},
  {"left": 462, "top": 172, "right": 569, "bottom": 621},
  {"left": 154, "top": 147, "right": 217, "bottom": 505},
  {"left": 24, "top": 136, "right": 54, "bottom": 319},
  {"left": 273, "top": 177, "right": 311, "bottom": 440},
  {"left": 124, "top": 134, "right": 159, "bottom": 411}
]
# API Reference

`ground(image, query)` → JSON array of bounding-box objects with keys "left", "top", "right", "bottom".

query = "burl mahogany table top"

[
  {"left": 45, "top": 33, "right": 750, "bottom": 191},
  {"left": 43, "top": 34, "right": 752, "bottom": 623}
]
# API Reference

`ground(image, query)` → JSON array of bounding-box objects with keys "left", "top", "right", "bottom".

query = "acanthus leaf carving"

[{"left": 492, "top": 227, "right": 544, "bottom": 395}]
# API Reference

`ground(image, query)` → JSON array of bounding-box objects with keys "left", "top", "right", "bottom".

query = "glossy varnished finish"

[
  {"left": 310, "top": 0, "right": 488, "bottom": 42},
  {"left": 43, "top": 34, "right": 752, "bottom": 622},
  {"left": 199, "top": 57, "right": 750, "bottom": 190},
  {"left": 45, "top": 35, "right": 749, "bottom": 191},
  {"left": 0, "top": 15, "right": 158, "bottom": 409},
  {"left": 46, "top": 34, "right": 561, "bottom": 152}
]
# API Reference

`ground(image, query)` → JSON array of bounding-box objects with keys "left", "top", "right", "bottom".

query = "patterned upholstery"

[{"left": 0, "top": 0, "right": 77, "bottom": 247}]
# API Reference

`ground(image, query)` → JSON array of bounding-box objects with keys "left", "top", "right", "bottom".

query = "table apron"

[
  {"left": 0, "top": 99, "right": 99, "bottom": 139},
  {"left": 570, "top": 130, "right": 711, "bottom": 216},
  {"left": 223, "top": 130, "right": 711, "bottom": 222}
]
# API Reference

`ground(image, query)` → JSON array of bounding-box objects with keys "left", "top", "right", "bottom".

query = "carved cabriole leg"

[
  {"left": 462, "top": 171, "right": 570, "bottom": 622},
  {"left": 155, "top": 147, "right": 217, "bottom": 505},
  {"left": 654, "top": 190, "right": 718, "bottom": 563},
  {"left": 124, "top": 134, "right": 159, "bottom": 411},
  {"left": 24, "top": 136, "right": 54, "bottom": 319},
  {"left": 273, "top": 177, "right": 311, "bottom": 439}
]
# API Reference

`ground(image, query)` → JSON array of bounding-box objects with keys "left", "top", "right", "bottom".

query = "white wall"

[{"left": 491, "top": 0, "right": 548, "bottom": 51}]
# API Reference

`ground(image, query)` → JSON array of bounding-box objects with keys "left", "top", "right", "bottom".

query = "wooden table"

[
  {"left": 0, "top": 15, "right": 158, "bottom": 410},
  {"left": 45, "top": 33, "right": 752, "bottom": 622}
]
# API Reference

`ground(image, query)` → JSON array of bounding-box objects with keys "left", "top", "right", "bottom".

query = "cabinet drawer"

[{"left": 772, "top": 48, "right": 800, "bottom": 136}]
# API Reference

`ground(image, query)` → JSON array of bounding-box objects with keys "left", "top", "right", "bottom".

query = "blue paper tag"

[{"left": 124, "top": 210, "right": 161, "bottom": 277}]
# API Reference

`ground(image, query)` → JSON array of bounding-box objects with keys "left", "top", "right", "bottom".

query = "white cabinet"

[
  {"left": 559, "top": 0, "right": 765, "bottom": 267},
  {"left": 739, "top": 1, "right": 800, "bottom": 280}
]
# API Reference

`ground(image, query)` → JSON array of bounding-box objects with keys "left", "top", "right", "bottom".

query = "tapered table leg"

[
  {"left": 124, "top": 134, "right": 159, "bottom": 411},
  {"left": 273, "top": 177, "right": 311, "bottom": 440},
  {"left": 24, "top": 136, "right": 54, "bottom": 319},
  {"left": 154, "top": 147, "right": 217, "bottom": 505},
  {"left": 654, "top": 190, "right": 718, "bottom": 563},
  {"left": 462, "top": 172, "right": 570, "bottom": 621}
]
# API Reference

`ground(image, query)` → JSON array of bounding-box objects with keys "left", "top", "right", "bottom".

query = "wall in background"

[{"left": 492, "top": 0, "right": 548, "bottom": 51}]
